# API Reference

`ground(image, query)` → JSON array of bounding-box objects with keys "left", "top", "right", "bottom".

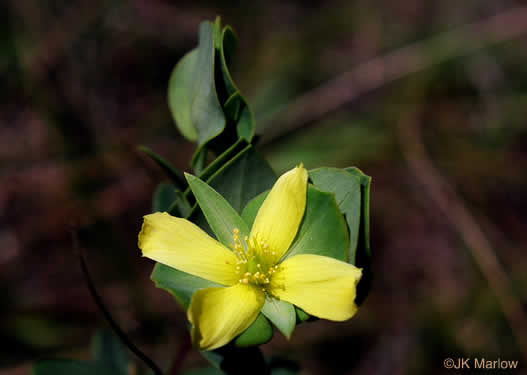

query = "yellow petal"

[
  {"left": 188, "top": 284, "right": 265, "bottom": 350},
  {"left": 139, "top": 212, "right": 238, "bottom": 286},
  {"left": 250, "top": 165, "right": 308, "bottom": 261},
  {"left": 270, "top": 254, "right": 362, "bottom": 321}
]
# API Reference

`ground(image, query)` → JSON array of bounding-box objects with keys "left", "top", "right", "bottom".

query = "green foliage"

[
  {"left": 345, "top": 167, "right": 372, "bottom": 305},
  {"left": 168, "top": 49, "right": 199, "bottom": 141},
  {"left": 152, "top": 264, "right": 221, "bottom": 308},
  {"left": 308, "top": 168, "right": 362, "bottom": 263},
  {"left": 308, "top": 167, "right": 372, "bottom": 304},
  {"left": 152, "top": 17, "right": 372, "bottom": 366},
  {"left": 284, "top": 186, "right": 349, "bottom": 261},
  {"left": 167, "top": 18, "right": 255, "bottom": 172}
]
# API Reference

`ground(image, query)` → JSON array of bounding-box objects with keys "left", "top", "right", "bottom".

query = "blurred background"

[{"left": 2, "top": 0, "right": 527, "bottom": 374}]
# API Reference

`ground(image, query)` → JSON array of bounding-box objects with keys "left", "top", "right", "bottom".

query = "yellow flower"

[{"left": 138, "top": 165, "right": 362, "bottom": 350}]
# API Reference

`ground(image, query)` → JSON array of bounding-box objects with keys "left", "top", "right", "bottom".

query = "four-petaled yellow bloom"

[{"left": 138, "top": 165, "right": 362, "bottom": 350}]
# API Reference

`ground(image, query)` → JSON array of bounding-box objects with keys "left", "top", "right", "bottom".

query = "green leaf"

[
  {"left": 344, "top": 167, "right": 372, "bottom": 259},
  {"left": 219, "top": 27, "right": 254, "bottom": 142},
  {"left": 219, "top": 26, "right": 238, "bottom": 97},
  {"left": 168, "top": 49, "right": 199, "bottom": 141},
  {"left": 91, "top": 330, "right": 129, "bottom": 375},
  {"left": 32, "top": 360, "right": 117, "bottom": 375},
  {"left": 190, "top": 21, "right": 227, "bottom": 169},
  {"left": 235, "top": 106, "right": 253, "bottom": 142},
  {"left": 308, "top": 167, "right": 372, "bottom": 305},
  {"left": 169, "top": 19, "right": 255, "bottom": 171},
  {"left": 241, "top": 191, "right": 268, "bottom": 228},
  {"left": 234, "top": 313, "right": 273, "bottom": 347},
  {"left": 185, "top": 173, "right": 250, "bottom": 246},
  {"left": 138, "top": 146, "right": 187, "bottom": 190},
  {"left": 308, "top": 168, "right": 362, "bottom": 263},
  {"left": 166, "top": 139, "right": 248, "bottom": 217},
  {"left": 203, "top": 144, "right": 276, "bottom": 213},
  {"left": 242, "top": 186, "right": 349, "bottom": 262},
  {"left": 151, "top": 264, "right": 221, "bottom": 309},
  {"left": 344, "top": 167, "right": 372, "bottom": 305},
  {"left": 224, "top": 93, "right": 254, "bottom": 143},
  {"left": 261, "top": 297, "right": 296, "bottom": 338},
  {"left": 284, "top": 186, "right": 349, "bottom": 261}
]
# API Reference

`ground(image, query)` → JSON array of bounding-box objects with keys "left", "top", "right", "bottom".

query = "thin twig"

[
  {"left": 73, "top": 231, "right": 165, "bottom": 375},
  {"left": 262, "top": 6, "right": 527, "bottom": 143},
  {"left": 397, "top": 111, "right": 527, "bottom": 361}
]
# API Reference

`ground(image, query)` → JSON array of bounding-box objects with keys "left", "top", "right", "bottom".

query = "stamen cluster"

[{"left": 230, "top": 228, "right": 278, "bottom": 291}]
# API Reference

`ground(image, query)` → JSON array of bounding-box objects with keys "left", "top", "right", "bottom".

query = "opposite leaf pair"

[{"left": 138, "top": 165, "right": 362, "bottom": 350}]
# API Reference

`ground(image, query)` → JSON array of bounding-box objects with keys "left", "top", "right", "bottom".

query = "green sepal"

[
  {"left": 295, "top": 307, "right": 310, "bottom": 323},
  {"left": 261, "top": 298, "right": 296, "bottom": 339},
  {"left": 234, "top": 313, "right": 273, "bottom": 347}
]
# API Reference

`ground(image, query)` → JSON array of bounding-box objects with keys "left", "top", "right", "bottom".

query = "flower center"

[{"left": 230, "top": 228, "right": 278, "bottom": 290}]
